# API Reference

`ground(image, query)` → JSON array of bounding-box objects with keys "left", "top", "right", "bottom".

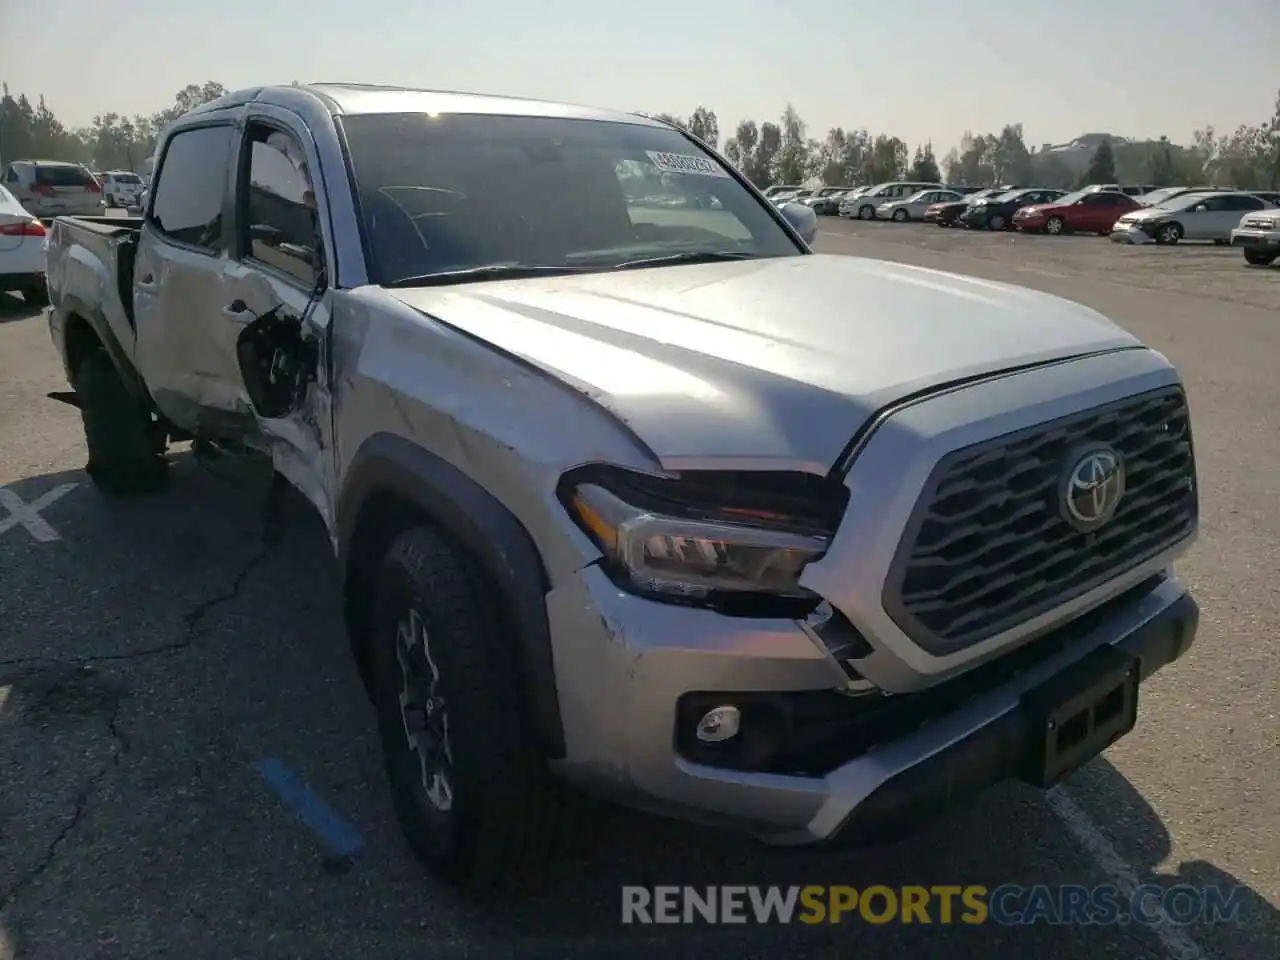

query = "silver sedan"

[{"left": 876, "top": 188, "right": 964, "bottom": 222}]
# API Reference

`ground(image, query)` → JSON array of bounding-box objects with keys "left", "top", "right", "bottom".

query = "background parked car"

[
  {"left": 99, "top": 170, "right": 145, "bottom": 208},
  {"left": 1083, "top": 183, "right": 1159, "bottom": 197},
  {"left": 1013, "top": 189, "right": 1140, "bottom": 235},
  {"left": 800, "top": 187, "right": 854, "bottom": 215},
  {"left": 959, "top": 187, "right": 1065, "bottom": 230},
  {"left": 1110, "top": 191, "right": 1278, "bottom": 245},
  {"left": 1135, "top": 186, "right": 1219, "bottom": 207},
  {"left": 762, "top": 184, "right": 804, "bottom": 198},
  {"left": 877, "top": 188, "right": 964, "bottom": 222},
  {"left": 1230, "top": 207, "right": 1280, "bottom": 265},
  {"left": 835, "top": 185, "right": 873, "bottom": 216},
  {"left": 841, "top": 180, "right": 944, "bottom": 220},
  {"left": 926, "top": 186, "right": 1015, "bottom": 226},
  {"left": 2, "top": 160, "right": 105, "bottom": 219},
  {"left": 0, "top": 184, "right": 49, "bottom": 305}
]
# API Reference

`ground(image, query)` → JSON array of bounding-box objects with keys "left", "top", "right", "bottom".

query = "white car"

[
  {"left": 100, "top": 170, "right": 146, "bottom": 209},
  {"left": 840, "top": 181, "right": 945, "bottom": 220},
  {"left": 877, "top": 188, "right": 964, "bottom": 222},
  {"left": 1230, "top": 208, "right": 1280, "bottom": 266},
  {"left": 0, "top": 185, "right": 49, "bottom": 305},
  {"left": 1110, "top": 191, "right": 1278, "bottom": 245}
]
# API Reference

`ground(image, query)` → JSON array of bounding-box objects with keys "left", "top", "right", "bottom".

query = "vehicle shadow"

[
  {"left": 0, "top": 456, "right": 1274, "bottom": 960},
  {"left": 0, "top": 292, "right": 42, "bottom": 324},
  {"left": 1060, "top": 757, "right": 1279, "bottom": 960}
]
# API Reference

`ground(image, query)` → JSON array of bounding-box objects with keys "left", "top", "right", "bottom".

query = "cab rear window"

[{"left": 35, "top": 165, "right": 96, "bottom": 187}]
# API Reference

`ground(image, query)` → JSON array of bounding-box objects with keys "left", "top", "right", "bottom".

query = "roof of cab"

[{"left": 185, "top": 82, "right": 665, "bottom": 128}]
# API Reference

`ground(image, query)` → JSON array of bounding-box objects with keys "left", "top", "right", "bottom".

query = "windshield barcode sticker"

[{"left": 646, "top": 151, "right": 731, "bottom": 178}]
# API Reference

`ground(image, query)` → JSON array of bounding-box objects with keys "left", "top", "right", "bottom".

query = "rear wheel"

[
  {"left": 1243, "top": 248, "right": 1277, "bottom": 266},
  {"left": 368, "top": 525, "right": 585, "bottom": 891},
  {"left": 73, "top": 350, "right": 168, "bottom": 495}
]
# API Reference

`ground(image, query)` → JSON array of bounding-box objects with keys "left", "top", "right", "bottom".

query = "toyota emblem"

[{"left": 1060, "top": 444, "right": 1126, "bottom": 532}]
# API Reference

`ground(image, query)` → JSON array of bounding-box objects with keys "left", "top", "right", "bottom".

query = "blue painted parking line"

[{"left": 253, "top": 757, "right": 365, "bottom": 858}]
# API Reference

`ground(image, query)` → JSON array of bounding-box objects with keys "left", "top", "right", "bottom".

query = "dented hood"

[{"left": 387, "top": 253, "right": 1138, "bottom": 469}]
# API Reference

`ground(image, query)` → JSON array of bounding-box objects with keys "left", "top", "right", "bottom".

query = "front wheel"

[
  {"left": 858, "top": 205, "right": 876, "bottom": 221},
  {"left": 1045, "top": 216, "right": 1065, "bottom": 235},
  {"left": 368, "top": 525, "right": 584, "bottom": 891},
  {"left": 988, "top": 214, "right": 1006, "bottom": 231},
  {"left": 891, "top": 209, "right": 909, "bottom": 222},
  {"left": 1155, "top": 222, "right": 1183, "bottom": 245},
  {"left": 1243, "top": 248, "right": 1278, "bottom": 266}
]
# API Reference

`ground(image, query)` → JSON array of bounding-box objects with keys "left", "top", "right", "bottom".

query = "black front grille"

[{"left": 884, "top": 387, "right": 1196, "bottom": 655}]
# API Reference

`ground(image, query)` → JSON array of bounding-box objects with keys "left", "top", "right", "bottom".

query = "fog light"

[{"left": 696, "top": 705, "right": 741, "bottom": 743}]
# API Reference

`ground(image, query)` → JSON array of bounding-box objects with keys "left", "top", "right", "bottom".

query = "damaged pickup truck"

[{"left": 45, "top": 83, "right": 1201, "bottom": 890}]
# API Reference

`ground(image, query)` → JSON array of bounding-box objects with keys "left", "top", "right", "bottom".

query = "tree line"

[
  {"left": 648, "top": 91, "right": 1280, "bottom": 191},
  {"left": 3, "top": 80, "right": 1278, "bottom": 192}
]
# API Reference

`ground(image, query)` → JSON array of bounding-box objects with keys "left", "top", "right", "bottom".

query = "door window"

[
  {"left": 149, "top": 125, "right": 234, "bottom": 252},
  {"left": 1222, "top": 195, "right": 1264, "bottom": 212},
  {"left": 240, "top": 123, "right": 320, "bottom": 286}
]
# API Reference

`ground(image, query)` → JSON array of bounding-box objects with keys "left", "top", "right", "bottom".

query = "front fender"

[{"left": 336, "top": 432, "right": 565, "bottom": 757}]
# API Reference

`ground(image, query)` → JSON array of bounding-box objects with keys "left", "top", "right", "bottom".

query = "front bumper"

[
  {"left": 1231, "top": 228, "right": 1280, "bottom": 251},
  {"left": 548, "top": 563, "right": 1196, "bottom": 844},
  {"left": 1110, "top": 225, "right": 1154, "bottom": 244}
]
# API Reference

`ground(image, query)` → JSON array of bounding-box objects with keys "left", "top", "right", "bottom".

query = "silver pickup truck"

[{"left": 45, "top": 83, "right": 1200, "bottom": 891}]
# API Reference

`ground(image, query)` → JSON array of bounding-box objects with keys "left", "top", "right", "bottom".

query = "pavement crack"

[
  {"left": 0, "top": 538, "right": 274, "bottom": 669},
  {"left": 0, "top": 688, "right": 126, "bottom": 913}
]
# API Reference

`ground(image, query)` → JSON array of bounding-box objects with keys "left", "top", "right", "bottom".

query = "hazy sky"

[{"left": 5, "top": 0, "right": 1278, "bottom": 151}]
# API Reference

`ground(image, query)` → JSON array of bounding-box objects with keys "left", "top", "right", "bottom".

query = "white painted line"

[
  {"left": 0, "top": 483, "right": 80, "bottom": 542},
  {"left": 1046, "top": 786, "right": 1205, "bottom": 960}
]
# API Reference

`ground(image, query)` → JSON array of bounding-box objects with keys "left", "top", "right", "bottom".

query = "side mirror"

[
  {"left": 1192, "top": 204, "right": 1208, "bottom": 213},
  {"left": 779, "top": 201, "right": 818, "bottom": 245}
]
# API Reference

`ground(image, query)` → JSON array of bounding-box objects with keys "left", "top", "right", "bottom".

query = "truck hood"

[{"left": 387, "top": 253, "right": 1139, "bottom": 470}]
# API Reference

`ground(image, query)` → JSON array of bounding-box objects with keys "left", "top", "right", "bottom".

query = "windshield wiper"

[
  {"left": 613, "top": 250, "right": 759, "bottom": 271},
  {"left": 383, "top": 263, "right": 597, "bottom": 288}
]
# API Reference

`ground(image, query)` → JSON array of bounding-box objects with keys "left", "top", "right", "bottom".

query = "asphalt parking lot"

[{"left": 1, "top": 219, "right": 1277, "bottom": 960}]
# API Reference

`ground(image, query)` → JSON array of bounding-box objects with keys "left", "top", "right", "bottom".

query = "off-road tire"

[
  {"left": 368, "top": 524, "right": 586, "bottom": 892},
  {"left": 73, "top": 350, "right": 168, "bottom": 495}
]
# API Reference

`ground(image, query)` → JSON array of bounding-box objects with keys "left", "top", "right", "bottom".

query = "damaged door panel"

[{"left": 220, "top": 109, "right": 339, "bottom": 528}]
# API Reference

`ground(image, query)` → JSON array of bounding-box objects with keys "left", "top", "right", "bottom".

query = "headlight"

[{"left": 560, "top": 467, "right": 842, "bottom": 606}]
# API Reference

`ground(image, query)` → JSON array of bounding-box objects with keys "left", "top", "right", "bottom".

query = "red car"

[{"left": 1012, "top": 190, "right": 1140, "bottom": 236}]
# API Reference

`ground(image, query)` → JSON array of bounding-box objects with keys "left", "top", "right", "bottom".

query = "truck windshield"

[{"left": 338, "top": 112, "right": 803, "bottom": 286}]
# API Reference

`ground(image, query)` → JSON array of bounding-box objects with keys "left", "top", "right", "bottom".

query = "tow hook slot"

[{"left": 232, "top": 301, "right": 318, "bottom": 419}]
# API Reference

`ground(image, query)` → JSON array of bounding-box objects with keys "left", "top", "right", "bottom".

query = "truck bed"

[{"left": 46, "top": 215, "right": 142, "bottom": 336}]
